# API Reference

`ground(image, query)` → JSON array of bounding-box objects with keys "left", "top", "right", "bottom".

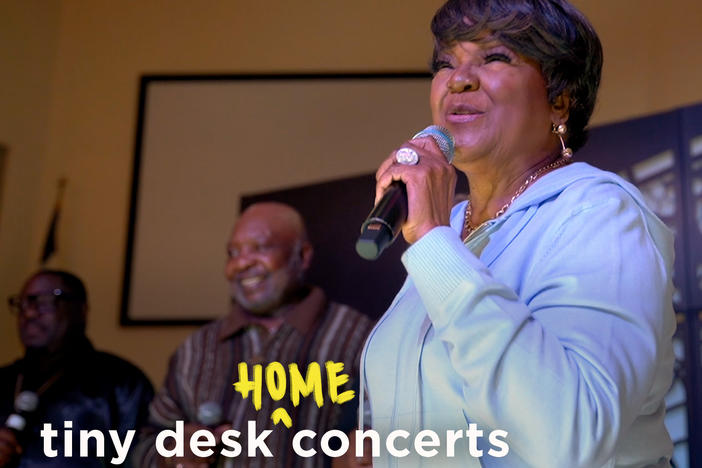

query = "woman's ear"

[{"left": 551, "top": 92, "right": 570, "bottom": 124}]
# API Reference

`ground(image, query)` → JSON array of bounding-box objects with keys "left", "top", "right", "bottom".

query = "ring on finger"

[{"left": 395, "top": 147, "right": 419, "bottom": 165}]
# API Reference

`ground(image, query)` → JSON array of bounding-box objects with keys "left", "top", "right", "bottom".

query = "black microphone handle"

[
  {"left": 355, "top": 181, "right": 407, "bottom": 261},
  {"left": 355, "top": 125, "right": 454, "bottom": 260}
]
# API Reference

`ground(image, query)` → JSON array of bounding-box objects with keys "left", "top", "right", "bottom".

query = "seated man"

[
  {"left": 136, "top": 202, "right": 374, "bottom": 467},
  {"left": 0, "top": 269, "right": 154, "bottom": 467}
]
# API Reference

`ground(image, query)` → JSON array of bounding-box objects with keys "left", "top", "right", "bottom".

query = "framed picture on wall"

[{"left": 120, "top": 72, "right": 434, "bottom": 325}]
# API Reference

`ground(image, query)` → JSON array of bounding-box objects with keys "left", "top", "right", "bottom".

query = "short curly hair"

[{"left": 430, "top": 0, "right": 603, "bottom": 152}]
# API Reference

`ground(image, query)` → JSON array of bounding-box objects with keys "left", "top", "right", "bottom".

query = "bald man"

[{"left": 136, "top": 202, "right": 374, "bottom": 468}]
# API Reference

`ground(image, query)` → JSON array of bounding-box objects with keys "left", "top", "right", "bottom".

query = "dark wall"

[{"left": 241, "top": 172, "right": 468, "bottom": 319}]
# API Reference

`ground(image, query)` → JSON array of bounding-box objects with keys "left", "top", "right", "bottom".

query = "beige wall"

[
  {"left": 0, "top": 1, "right": 61, "bottom": 363},
  {"left": 1, "top": 0, "right": 701, "bottom": 387}
]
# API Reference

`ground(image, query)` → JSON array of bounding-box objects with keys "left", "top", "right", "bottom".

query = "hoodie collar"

[{"left": 451, "top": 161, "right": 650, "bottom": 233}]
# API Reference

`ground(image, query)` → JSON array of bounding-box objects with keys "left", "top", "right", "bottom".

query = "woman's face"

[{"left": 430, "top": 39, "right": 558, "bottom": 167}]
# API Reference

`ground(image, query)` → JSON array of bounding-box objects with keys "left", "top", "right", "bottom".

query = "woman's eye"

[
  {"left": 432, "top": 60, "right": 453, "bottom": 73},
  {"left": 484, "top": 53, "right": 512, "bottom": 64}
]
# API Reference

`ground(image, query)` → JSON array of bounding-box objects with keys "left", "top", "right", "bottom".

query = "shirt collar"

[{"left": 217, "top": 286, "right": 327, "bottom": 341}]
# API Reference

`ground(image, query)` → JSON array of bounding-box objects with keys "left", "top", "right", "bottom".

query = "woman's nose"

[{"left": 447, "top": 64, "right": 479, "bottom": 93}]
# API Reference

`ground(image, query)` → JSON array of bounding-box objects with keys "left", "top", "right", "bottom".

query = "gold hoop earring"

[{"left": 552, "top": 123, "right": 573, "bottom": 159}]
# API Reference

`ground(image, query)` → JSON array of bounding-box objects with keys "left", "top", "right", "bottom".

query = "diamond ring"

[{"left": 395, "top": 147, "right": 419, "bottom": 165}]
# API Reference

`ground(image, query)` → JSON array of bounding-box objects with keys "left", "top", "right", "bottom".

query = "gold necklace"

[{"left": 462, "top": 156, "right": 571, "bottom": 241}]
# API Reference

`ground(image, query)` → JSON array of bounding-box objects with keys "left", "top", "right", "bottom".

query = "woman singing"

[{"left": 360, "top": 1, "right": 675, "bottom": 466}]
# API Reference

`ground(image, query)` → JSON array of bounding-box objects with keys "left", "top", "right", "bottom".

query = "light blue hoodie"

[{"left": 360, "top": 162, "right": 675, "bottom": 468}]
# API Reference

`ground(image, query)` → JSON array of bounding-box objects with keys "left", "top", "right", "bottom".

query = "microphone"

[
  {"left": 196, "top": 402, "right": 225, "bottom": 464},
  {"left": 356, "top": 125, "right": 455, "bottom": 260},
  {"left": 5, "top": 391, "right": 39, "bottom": 437},
  {"left": 197, "top": 401, "right": 223, "bottom": 427}
]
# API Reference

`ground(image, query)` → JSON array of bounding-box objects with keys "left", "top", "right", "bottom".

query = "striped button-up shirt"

[{"left": 136, "top": 287, "right": 373, "bottom": 467}]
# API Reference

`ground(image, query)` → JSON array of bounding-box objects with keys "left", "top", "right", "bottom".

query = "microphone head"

[
  {"left": 412, "top": 125, "right": 455, "bottom": 163},
  {"left": 5, "top": 391, "right": 39, "bottom": 433},
  {"left": 15, "top": 391, "right": 39, "bottom": 413},
  {"left": 197, "top": 401, "right": 223, "bottom": 427}
]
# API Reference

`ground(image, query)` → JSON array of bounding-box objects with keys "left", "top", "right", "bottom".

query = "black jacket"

[{"left": 0, "top": 338, "right": 153, "bottom": 467}]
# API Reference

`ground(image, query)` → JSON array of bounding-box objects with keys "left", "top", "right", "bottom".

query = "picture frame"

[{"left": 120, "top": 72, "right": 434, "bottom": 325}]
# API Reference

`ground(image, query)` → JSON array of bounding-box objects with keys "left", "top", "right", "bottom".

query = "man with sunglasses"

[{"left": 0, "top": 269, "right": 154, "bottom": 467}]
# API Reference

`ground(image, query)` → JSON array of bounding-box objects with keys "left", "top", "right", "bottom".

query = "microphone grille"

[
  {"left": 197, "top": 401, "right": 223, "bottom": 426},
  {"left": 15, "top": 391, "right": 39, "bottom": 413},
  {"left": 412, "top": 125, "right": 455, "bottom": 163}
]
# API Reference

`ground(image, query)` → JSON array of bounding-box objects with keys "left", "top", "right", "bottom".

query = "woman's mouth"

[
  {"left": 446, "top": 105, "right": 484, "bottom": 123},
  {"left": 447, "top": 112, "right": 483, "bottom": 123}
]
